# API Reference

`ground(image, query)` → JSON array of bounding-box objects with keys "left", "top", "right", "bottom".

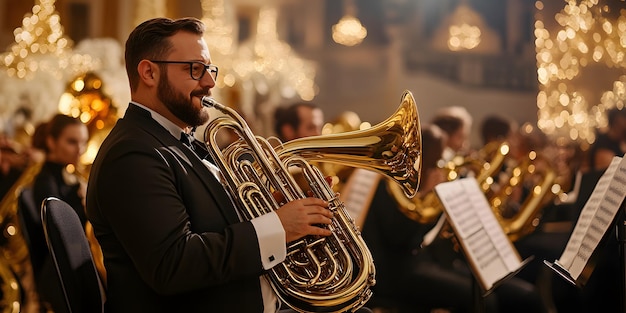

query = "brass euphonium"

[{"left": 202, "top": 90, "right": 421, "bottom": 313}]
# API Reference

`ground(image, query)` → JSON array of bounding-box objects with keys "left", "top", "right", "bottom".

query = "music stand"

[
  {"left": 544, "top": 156, "right": 626, "bottom": 312},
  {"left": 434, "top": 178, "right": 535, "bottom": 313},
  {"left": 468, "top": 255, "right": 534, "bottom": 313},
  {"left": 544, "top": 209, "right": 623, "bottom": 311}
]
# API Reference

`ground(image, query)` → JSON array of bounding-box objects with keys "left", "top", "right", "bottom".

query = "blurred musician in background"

[
  {"left": 361, "top": 124, "right": 449, "bottom": 312},
  {"left": 273, "top": 101, "right": 324, "bottom": 142},
  {"left": 588, "top": 107, "right": 626, "bottom": 171},
  {"left": 361, "top": 124, "right": 547, "bottom": 313},
  {"left": 32, "top": 114, "right": 89, "bottom": 224},
  {"left": 480, "top": 115, "right": 516, "bottom": 147},
  {"left": 85, "top": 17, "right": 338, "bottom": 313},
  {"left": 272, "top": 102, "right": 327, "bottom": 199},
  {"left": 30, "top": 113, "right": 89, "bottom": 313},
  {"left": 431, "top": 106, "right": 473, "bottom": 161}
]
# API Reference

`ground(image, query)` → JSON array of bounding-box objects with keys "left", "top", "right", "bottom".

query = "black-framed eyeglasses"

[{"left": 149, "top": 60, "right": 218, "bottom": 81}]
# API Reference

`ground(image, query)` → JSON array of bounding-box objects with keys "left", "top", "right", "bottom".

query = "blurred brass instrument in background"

[
  {"left": 486, "top": 149, "right": 560, "bottom": 241},
  {"left": 387, "top": 141, "right": 507, "bottom": 225},
  {"left": 0, "top": 164, "right": 40, "bottom": 313},
  {"left": 0, "top": 256, "right": 20, "bottom": 313},
  {"left": 203, "top": 90, "right": 421, "bottom": 313},
  {"left": 0, "top": 164, "right": 41, "bottom": 268},
  {"left": 389, "top": 140, "right": 561, "bottom": 242}
]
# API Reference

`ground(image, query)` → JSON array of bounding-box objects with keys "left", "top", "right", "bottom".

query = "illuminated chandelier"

[
  {"left": 430, "top": 0, "right": 500, "bottom": 54},
  {"left": 447, "top": 1, "right": 482, "bottom": 51},
  {"left": 332, "top": 0, "right": 367, "bottom": 46},
  {"left": 232, "top": 6, "right": 317, "bottom": 101},
  {"left": 535, "top": 0, "right": 626, "bottom": 147},
  {"left": 449, "top": 23, "right": 481, "bottom": 51}
]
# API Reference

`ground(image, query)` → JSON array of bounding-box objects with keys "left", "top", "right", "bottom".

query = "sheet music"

[
  {"left": 435, "top": 178, "right": 522, "bottom": 290},
  {"left": 557, "top": 156, "right": 626, "bottom": 279},
  {"left": 339, "top": 169, "right": 381, "bottom": 228}
]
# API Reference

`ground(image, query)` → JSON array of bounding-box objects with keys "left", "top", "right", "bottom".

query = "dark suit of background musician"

[
  {"left": 86, "top": 17, "right": 333, "bottom": 313},
  {"left": 588, "top": 107, "right": 626, "bottom": 171}
]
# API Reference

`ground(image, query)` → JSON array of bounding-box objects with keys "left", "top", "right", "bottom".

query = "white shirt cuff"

[{"left": 250, "top": 211, "right": 286, "bottom": 270}]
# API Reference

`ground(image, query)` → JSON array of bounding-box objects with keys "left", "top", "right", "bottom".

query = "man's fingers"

[
  {"left": 306, "top": 225, "right": 332, "bottom": 237},
  {"left": 299, "top": 197, "right": 328, "bottom": 207},
  {"left": 308, "top": 214, "right": 332, "bottom": 225},
  {"left": 278, "top": 197, "right": 337, "bottom": 242},
  {"left": 310, "top": 207, "right": 333, "bottom": 219}
]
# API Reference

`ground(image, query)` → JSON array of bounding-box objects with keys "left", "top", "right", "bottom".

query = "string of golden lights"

[{"left": 535, "top": 0, "right": 626, "bottom": 148}]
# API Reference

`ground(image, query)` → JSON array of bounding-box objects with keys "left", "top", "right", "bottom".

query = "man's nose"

[{"left": 200, "top": 70, "right": 216, "bottom": 87}]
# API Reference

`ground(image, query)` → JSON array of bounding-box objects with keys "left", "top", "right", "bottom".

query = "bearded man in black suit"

[{"left": 86, "top": 17, "right": 334, "bottom": 313}]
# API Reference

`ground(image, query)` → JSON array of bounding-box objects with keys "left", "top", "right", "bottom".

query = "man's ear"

[{"left": 137, "top": 60, "right": 157, "bottom": 87}]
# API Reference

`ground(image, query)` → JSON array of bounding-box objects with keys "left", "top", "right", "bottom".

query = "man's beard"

[{"left": 157, "top": 70, "right": 210, "bottom": 127}]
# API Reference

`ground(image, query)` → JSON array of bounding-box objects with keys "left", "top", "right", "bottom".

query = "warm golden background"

[
  {"left": 0, "top": 1, "right": 625, "bottom": 312},
  {"left": 0, "top": 0, "right": 624, "bottom": 149}
]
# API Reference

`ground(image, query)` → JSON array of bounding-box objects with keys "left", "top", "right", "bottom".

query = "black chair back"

[
  {"left": 41, "top": 197, "right": 105, "bottom": 313},
  {"left": 19, "top": 188, "right": 70, "bottom": 312}
]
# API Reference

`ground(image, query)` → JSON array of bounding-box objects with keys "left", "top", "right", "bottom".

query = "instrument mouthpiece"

[{"left": 201, "top": 96, "right": 217, "bottom": 108}]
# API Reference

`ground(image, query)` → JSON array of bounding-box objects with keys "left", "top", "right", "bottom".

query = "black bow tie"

[
  {"left": 180, "top": 132, "right": 195, "bottom": 150},
  {"left": 180, "top": 131, "right": 213, "bottom": 161}
]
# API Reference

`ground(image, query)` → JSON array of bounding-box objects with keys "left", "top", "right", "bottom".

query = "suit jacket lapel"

[
  {"left": 172, "top": 142, "right": 241, "bottom": 224},
  {"left": 124, "top": 104, "right": 241, "bottom": 224}
]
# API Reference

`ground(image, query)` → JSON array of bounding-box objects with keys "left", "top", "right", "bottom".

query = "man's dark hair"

[
  {"left": 431, "top": 114, "right": 464, "bottom": 136},
  {"left": 34, "top": 114, "right": 84, "bottom": 153},
  {"left": 125, "top": 17, "right": 205, "bottom": 91},
  {"left": 273, "top": 102, "right": 319, "bottom": 140},
  {"left": 480, "top": 115, "right": 512, "bottom": 145}
]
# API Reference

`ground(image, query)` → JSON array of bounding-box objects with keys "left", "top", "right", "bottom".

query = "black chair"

[
  {"left": 41, "top": 197, "right": 105, "bottom": 313},
  {"left": 18, "top": 187, "right": 69, "bottom": 313}
]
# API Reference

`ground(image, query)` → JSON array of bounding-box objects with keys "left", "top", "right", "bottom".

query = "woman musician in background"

[
  {"left": 30, "top": 113, "right": 89, "bottom": 313},
  {"left": 32, "top": 114, "right": 89, "bottom": 224}
]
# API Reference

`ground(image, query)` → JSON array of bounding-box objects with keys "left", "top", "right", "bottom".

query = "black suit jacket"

[{"left": 86, "top": 104, "right": 266, "bottom": 312}]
